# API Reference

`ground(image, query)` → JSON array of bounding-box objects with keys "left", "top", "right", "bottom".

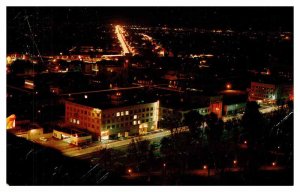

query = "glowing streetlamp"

[
  {"left": 128, "top": 168, "right": 132, "bottom": 174},
  {"left": 272, "top": 162, "right": 276, "bottom": 167},
  {"left": 226, "top": 83, "right": 232, "bottom": 89},
  {"left": 203, "top": 165, "right": 207, "bottom": 170}
]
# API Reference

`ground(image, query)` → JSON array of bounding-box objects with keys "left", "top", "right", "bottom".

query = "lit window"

[
  {"left": 138, "top": 120, "right": 140, "bottom": 124},
  {"left": 116, "top": 112, "right": 120, "bottom": 117},
  {"left": 69, "top": 118, "right": 72, "bottom": 123},
  {"left": 73, "top": 119, "right": 76, "bottom": 123},
  {"left": 121, "top": 112, "right": 124, "bottom": 116},
  {"left": 134, "top": 115, "right": 137, "bottom": 119},
  {"left": 133, "top": 121, "right": 137, "bottom": 125},
  {"left": 77, "top": 120, "right": 80, "bottom": 124},
  {"left": 125, "top": 111, "right": 129, "bottom": 115}
]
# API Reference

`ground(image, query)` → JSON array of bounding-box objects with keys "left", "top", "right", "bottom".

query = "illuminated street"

[{"left": 115, "top": 25, "right": 132, "bottom": 55}]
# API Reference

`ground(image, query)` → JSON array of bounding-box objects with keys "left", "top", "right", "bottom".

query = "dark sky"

[
  {"left": 6, "top": 7, "right": 293, "bottom": 54},
  {"left": 7, "top": 7, "right": 293, "bottom": 31}
]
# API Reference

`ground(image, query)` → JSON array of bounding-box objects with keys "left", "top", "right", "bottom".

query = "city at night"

[{"left": 4, "top": 5, "right": 294, "bottom": 187}]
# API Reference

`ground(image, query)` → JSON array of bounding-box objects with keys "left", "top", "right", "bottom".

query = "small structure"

[
  {"left": 53, "top": 127, "right": 92, "bottom": 146},
  {"left": 6, "top": 114, "right": 16, "bottom": 129}
]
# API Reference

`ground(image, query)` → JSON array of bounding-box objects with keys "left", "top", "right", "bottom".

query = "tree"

[
  {"left": 241, "top": 101, "right": 265, "bottom": 174},
  {"left": 127, "top": 137, "right": 150, "bottom": 172},
  {"left": 241, "top": 102, "right": 264, "bottom": 149},
  {"left": 160, "top": 114, "right": 182, "bottom": 135},
  {"left": 183, "top": 110, "right": 204, "bottom": 139},
  {"left": 205, "top": 112, "right": 225, "bottom": 176}
]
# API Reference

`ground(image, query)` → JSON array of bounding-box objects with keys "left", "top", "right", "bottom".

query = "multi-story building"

[
  {"left": 248, "top": 81, "right": 293, "bottom": 104},
  {"left": 219, "top": 90, "right": 247, "bottom": 116},
  {"left": 159, "top": 93, "right": 223, "bottom": 123},
  {"left": 65, "top": 92, "right": 159, "bottom": 141}
]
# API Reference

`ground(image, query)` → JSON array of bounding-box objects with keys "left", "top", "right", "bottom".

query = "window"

[
  {"left": 146, "top": 113, "right": 149, "bottom": 117},
  {"left": 112, "top": 125, "right": 115, "bottom": 128},
  {"left": 116, "top": 112, "right": 120, "bottom": 117},
  {"left": 146, "top": 108, "right": 149, "bottom": 111},
  {"left": 138, "top": 120, "right": 140, "bottom": 124},
  {"left": 107, "top": 125, "right": 110, "bottom": 129},
  {"left": 134, "top": 115, "right": 137, "bottom": 119},
  {"left": 77, "top": 120, "right": 80, "bottom": 124},
  {"left": 121, "top": 112, "right": 124, "bottom": 116},
  {"left": 133, "top": 121, "right": 137, "bottom": 125},
  {"left": 142, "top": 109, "right": 145, "bottom": 112},
  {"left": 116, "top": 124, "right": 119, "bottom": 128},
  {"left": 125, "top": 111, "right": 129, "bottom": 115},
  {"left": 69, "top": 118, "right": 72, "bottom": 123}
]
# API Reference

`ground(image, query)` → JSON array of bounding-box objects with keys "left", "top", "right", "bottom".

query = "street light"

[
  {"left": 203, "top": 165, "right": 207, "bottom": 170},
  {"left": 226, "top": 83, "right": 232, "bottom": 89},
  {"left": 272, "top": 162, "right": 276, "bottom": 167},
  {"left": 233, "top": 160, "right": 237, "bottom": 165},
  {"left": 128, "top": 168, "right": 132, "bottom": 174}
]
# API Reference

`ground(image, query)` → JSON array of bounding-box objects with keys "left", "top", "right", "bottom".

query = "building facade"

[
  {"left": 65, "top": 100, "right": 159, "bottom": 141},
  {"left": 248, "top": 81, "right": 293, "bottom": 104}
]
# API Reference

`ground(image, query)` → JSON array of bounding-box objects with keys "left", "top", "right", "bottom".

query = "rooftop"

[{"left": 65, "top": 87, "right": 158, "bottom": 110}]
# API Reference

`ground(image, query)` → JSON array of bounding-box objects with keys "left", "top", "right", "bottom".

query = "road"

[
  {"left": 115, "top": 25, "right": 132, "bottom": 55},
  {"left": 34, "top": 129, "right": 171, "bottom": 158}
]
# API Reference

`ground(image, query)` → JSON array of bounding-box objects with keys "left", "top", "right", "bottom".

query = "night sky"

[
  {"left": 6, "top": 7, "right": 293, "bottom": 54},
  {"left": 7, "top": 7, "right": 293, "bottom": 30}
]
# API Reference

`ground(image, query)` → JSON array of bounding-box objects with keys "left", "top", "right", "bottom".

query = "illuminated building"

[
  {"left": 24, "top": 79, "right": 35, "bottom": 89},
  {"left": 65, "top": 92, "right": 159, "bottom": 141},
  {"left": 219, "top": 90, "right": 247, "bottom": 116},
  {"left": 248, "top": 81, "right": 293, "bottom": 104}
]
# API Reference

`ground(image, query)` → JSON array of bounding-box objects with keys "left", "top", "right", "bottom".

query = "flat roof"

[
  {"left": 65, "top": 88, "right": 158, "bottom": 110},
  {"left": 54, "top": 126, "right": 90, "bottom": 137}
]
